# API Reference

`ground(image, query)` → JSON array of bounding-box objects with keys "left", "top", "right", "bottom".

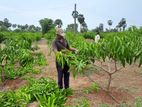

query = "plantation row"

[
  {"left": 0, "top": 32, "right": 46, "bottom": 81},
  {"left": 0, "top": 78, "right": 68, "bottom": 107}
]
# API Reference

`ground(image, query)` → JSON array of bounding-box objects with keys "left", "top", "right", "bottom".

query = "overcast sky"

[{"left": 0, "top": 0, "right": 142, "bottom": 29}]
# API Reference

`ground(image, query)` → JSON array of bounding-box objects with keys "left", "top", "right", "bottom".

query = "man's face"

[{"left": 57, "top": 35, "right": 64, "bottom": 39}]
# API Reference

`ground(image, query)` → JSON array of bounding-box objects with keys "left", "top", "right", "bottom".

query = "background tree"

[
  {"left": 121, "top": 18, "right": 127, "bottom": 31},
  {"left": 99, "top": 23, "right": 104, "bottom": 32},
  {"left": 54, "top": 19, "right": 63, "bottom": 27},
  {"left": 107, "top": 20, "right": 113, "bottom": 30},
  {"left": 0, "top": 18, "right": 11, "bottom": 31},
  {"left": 3, "top": 18, "right": 12, "bottom": 29},
  {"left": 34, "top": 26, "right": 41, "bottom": 32},
  {"left": 12, "top": 24, "right": 17, "bottom": 29},
  {"left": 117, "top": 18, "right": 127, "bottom": 31},
  {"left": 92, "top": 23, "right": 103, "bottom": 33},
  {"left": 80, "top": 22, "right": 88, "bottom": 32},
  {"left": 77, "top": 14, "right": 88, "bottom": 32},
  {"left": 28, "top": 25, "right": 36, "bottom": 32},
  {"left": 24, "top": 24, "right": 29, "bottom": 31},
  {"left": 78, "top": 14, "right": 85, "bottom": 25},
  {"left": 39, "top": 18, "right": 54, "bottom": 35},
  {"left": 66, "top": 23, "right": 78, "bottom": 32}
]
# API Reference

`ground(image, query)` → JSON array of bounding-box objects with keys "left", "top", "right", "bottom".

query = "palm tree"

[
  {"left": 80, "top": 22, "right": 88, "bottom": 32},
  {"left": 122, "top": 23, "right": 127, "bottom": 31},
  {"left": 99, "top": 23, "right": 104, "bottom": 32},
  {"left": 54, "top": 19, "right": 63, "bottom": 27},
  {"left": 117, "top": 18, "right": 127, "bottom": 31},
  {"left": 78, "top": 14, "right": 85, "bottom": 25},
  {"left": 121, "top": 18, "right": 127, "bottom": 31},
  {"left": 107, "top": 20, "right": 113, "bottom": 30},
  {"left": 77, "top": 14, "right": 88, "bottom": 32}
]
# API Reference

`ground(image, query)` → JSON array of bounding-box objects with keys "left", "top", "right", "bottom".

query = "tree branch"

[{"left": 86, "top": 75, "right": 120, "bottom": 104}]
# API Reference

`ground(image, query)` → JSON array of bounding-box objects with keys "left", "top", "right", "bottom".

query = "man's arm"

[
  {"left": 66, "top": 40, "right": 77, "bottom": 52},
  {"left": 52, "top": 41, "right": 58, "bottom": 53},
  {"left": 68, "top": 47, "right": 77, "bottom": 52}
]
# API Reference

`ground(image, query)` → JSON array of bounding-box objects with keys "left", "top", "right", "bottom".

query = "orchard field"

[{"left": 0, "top": 27, "right": 142, "bottom": 107}]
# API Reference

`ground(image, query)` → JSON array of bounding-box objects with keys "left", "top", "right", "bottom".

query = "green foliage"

[
  {"left": 0, "top": 32, "right": 7, "bottom": 43},
  {"left": 39, "top": 18, "right": 54, "bottom": 35},
  {"left": 81, "top": 31, "right": 96, "bottom": 40},
  {"left": 71, "top": 97, "right": 90, "bottom": 107},
  {"left": 54, "top": 19, "right": 63, "bottom": 26},
  {"left": 117, "top": 103, "right": 130, "bottom": 107},
  {"left": 44, "top": 29, "right": 56, "bottom": 44},
  {"left": 0, "top": 91, "right": 29, "bottom": 107},
  {"left": 0, "top": 78, "right": 67, "bottom": 107},
  {"left": 0, "top": 32, "right": 45, "bottom": 80},
  {"left": 55, "top": 29, "right": 142, "bottom": 92},
  {"left": 33, "top": 52, "right": 47, "bottom": 66},
  {"left": 3, "top": 64, "right": 34, "bottom": 79},
  {"left": 66, "top": 24, "right": 78, "bottom": 32},
  {"left": 99, "top": 104, "right": 110, "bottom": 107},
  {"left": 134, "top": 98, "right": 142, "bottom": 107},
  {"left": 84, "top": 82, "right": 100, "bottom": 94},
  {"left": 26, "top": 78, "right": 67, "bottom": 107},
  {"left": 55, "top": 49, "right": 87, "bottom": 78}
]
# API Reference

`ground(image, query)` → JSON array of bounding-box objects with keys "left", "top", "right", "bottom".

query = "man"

[
  {"left": 95, "top": 31, "right": 100, "bottom": 43},
  {"left": 52, "top": 25, "right": 77, "bottom": 89}
]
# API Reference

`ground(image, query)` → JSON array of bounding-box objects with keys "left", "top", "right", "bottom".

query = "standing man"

[
  {"left": 52, "top": 25, "right": 77, "bottom": 89},
  {"left": 95, "top": 31, "right": 100, "bottom": 43}
]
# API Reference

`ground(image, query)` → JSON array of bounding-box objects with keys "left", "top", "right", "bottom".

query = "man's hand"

[{"left": 69, "top": 47, "right": 78, "bottom": 52}]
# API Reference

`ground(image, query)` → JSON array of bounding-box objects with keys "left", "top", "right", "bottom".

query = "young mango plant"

[
  {"left": 0, "top": 55, "right": 7, "bottom": 82},
  {"left": 56, "top": 30, "right": 142, "bottom": 93},
  {"left": 92, "top": 31, "right": 142, "bottom": 91}
]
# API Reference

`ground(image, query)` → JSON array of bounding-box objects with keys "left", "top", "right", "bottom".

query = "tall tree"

[
  {"left": 80, "top": 22, "right": 88, "bottom": 32},
  {"left": 121, "top": 18, "right": 127, "bottom": 31},
  {"left": 3, "top": 18, "right": 12, "bottom": 29},
  {"left": 12, "top": 24, "right": 17, "bottom": 29},
  {"left": 39, "top": 18, "right": 54, "bottom": 35},
  {"left": 54, "top": 19, "right": 63, "bottom": 27},
  {"left": 77, "top": 14, "right": 88, "bottom": 32},
  {"left": 117, "top": 18, "right": 127, "bottom": 31},
  {"left": 107, "top": 20, "right": 113, "bottom": 30},
  {"left": 78, "top": 14, "right": 85, "bottom": 25},
  {"left": 66, "top": 23, "right": 78, "bottom": 32},
  {"left": 99, "top": 23, "right": 104, "bottom": 32}
]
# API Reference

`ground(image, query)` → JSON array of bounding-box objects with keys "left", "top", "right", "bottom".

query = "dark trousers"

[{"left": 56, "top": 61, "right": 70, "bottom": 89}]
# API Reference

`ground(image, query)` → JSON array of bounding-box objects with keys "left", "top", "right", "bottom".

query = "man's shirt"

[
  {"left": 95, "top": 34, "right": 100, "bottom": 43},
  {"left": 52, "top": 37, "right": 70, "bottom": 51}
]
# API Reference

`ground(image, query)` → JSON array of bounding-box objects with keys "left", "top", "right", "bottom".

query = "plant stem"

[
  {"left": 86, "top": 74, "right": 120, "bottom": 104},
  {"left": 107, "top": 73, "right": 112, "bottom": 91},
  {"left": 1, "top": 65, "right": 5, "bottom": 82}
]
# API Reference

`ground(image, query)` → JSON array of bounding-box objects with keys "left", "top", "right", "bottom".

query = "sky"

[{"left": 0, "top": 0, "right": 142, "bottom": 30}]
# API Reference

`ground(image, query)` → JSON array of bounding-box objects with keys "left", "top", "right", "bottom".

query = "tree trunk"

[
  {"left": 107, "top": 73, "right": 112, "bottom": 91},
  {"left": 1, "top": 65, "right": 5, "bottom": 82}
]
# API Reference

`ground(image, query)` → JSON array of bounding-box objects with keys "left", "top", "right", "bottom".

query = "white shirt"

[{"left": 95, "top": 34, "right": 100, "bottom": 43}]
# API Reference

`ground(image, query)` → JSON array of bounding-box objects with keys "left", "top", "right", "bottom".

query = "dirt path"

[{"left": 35, "top": 38, "right": 91, "bottom": 90}]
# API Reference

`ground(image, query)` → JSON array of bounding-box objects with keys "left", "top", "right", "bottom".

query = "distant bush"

[{"left": 81, "top": 31, "right": 96, "bottom": 40}]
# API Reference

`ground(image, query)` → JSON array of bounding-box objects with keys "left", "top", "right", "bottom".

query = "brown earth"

[{"left": 1, "top": 38, "right": 142, "bottom": 107}]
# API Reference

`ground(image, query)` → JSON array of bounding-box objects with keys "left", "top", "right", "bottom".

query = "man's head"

[{"left": 55, "top": 25, "right": 65, "bottom": 37}]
